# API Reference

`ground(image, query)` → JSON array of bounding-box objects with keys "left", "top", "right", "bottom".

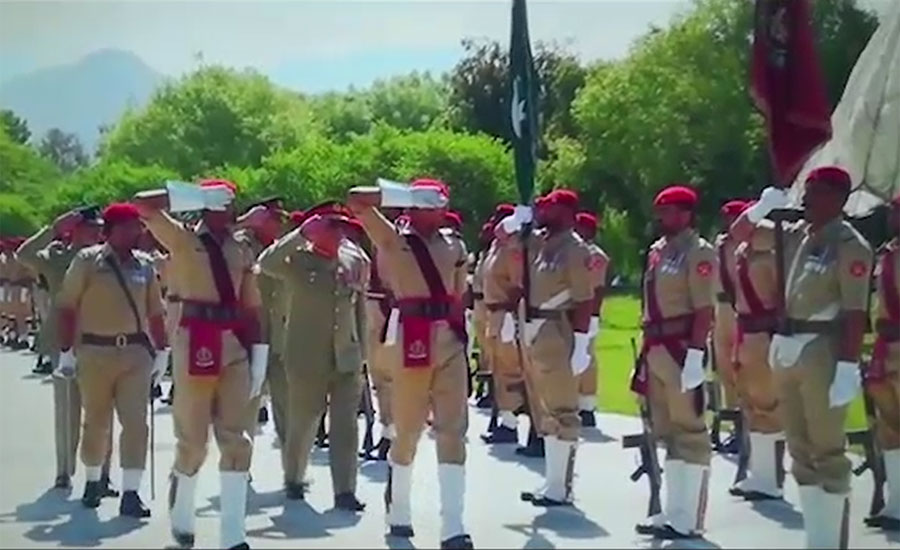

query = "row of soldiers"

[{"left": 0, "top": 165, "right": 896, "bottom": 550}]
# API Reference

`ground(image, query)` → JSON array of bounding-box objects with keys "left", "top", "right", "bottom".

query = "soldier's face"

[
  {"left": 408, "top": 208, "right": 445, "bottom": 234},
  {"left": 203, "top": 207, "right": 235, "bottom": 233},
  {"left": 574, "top": 223, "right": 594, "bottom": 241},
  {"left": 720, "top": 212, "right": 739, "bottom": 229},
  {"left": 802, "top": 184, "right": 845, "bottom": 225},
  {"left": 73, "top": 223, "right": 102, "bottom": 246},
  {"left": 654, "top": 205, "right": 691, "bottom": 235},
  {"left": 107, "top": 219, "right": 143, "bottom": 249}
]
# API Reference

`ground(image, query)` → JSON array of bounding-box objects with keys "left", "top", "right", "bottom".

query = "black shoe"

[
  {"left": 227, "top": 544, "right": 250, "bottom": 550},
  {"left": 653, "top": 524, "right": 701, "bottom": 540},
  {"left": 528, "top": 494, "right": 571, "bottom": 507},
  {"left": 441, "top": 534, "right": 474, "bottom": 549},
  {"left": 475, "top": 394, "right": 493, "bottom": 409},
  {"left": 151, "top": 383, "right": 163, "bottom": 400},
  {"left": 389, "top": 524, "right": 414, "bottom": 538},
  {"left": 53, "top": 474, "right": 71, "bottom": 489},
  {"left": 742, "top": 490, "right": 783, "bottom": 502},
  {"left": 481, "top": 425, "right": 517, "bottom": 444},
  {"left": 864, "top": 514, "right": 900, "bottom": 531},
  {"left": 515, "top": 437, "right": 545, "bottom": 458},
  {"left": 579, "top": 410, "right": 596, "bottom": 428},
  {"left": 81, "top": 481, "right": 102, "bottom": 508},
  {"left": 635, "top": 522, "right": 665, "bottom": 536},
  {"left": 257, "top": 406, "right": 269, "bottom": 425},
  {"left": 172, "top": 531, "right": 195, "bottom": 548},
  {"left": 728, "top": 485, "right": 746, "bottom": 497},
  {"left": 719, "top": 434, "right": 739, "bottom": 455},
  {"left": 334, "top": 492, "right": 366, "bottom": 512},
  {"left": 376, "top": 437, "right": 391, "bottom": 461},
  {"left": 285, "top": 482, "right": 307, "bottom": 501},
  {"left": 119, "top": 490, "right": 151, "bottom": 518},
  {"left": 100, "top": 475, "right": 119, "bottom": 498}
]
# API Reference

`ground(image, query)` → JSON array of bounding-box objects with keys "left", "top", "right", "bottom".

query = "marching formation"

[{"left": 0, "top": 169, "right": 897, "bottom": 550}]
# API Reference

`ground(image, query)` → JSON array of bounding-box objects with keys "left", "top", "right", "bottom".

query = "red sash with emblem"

[{"left": 401, "top": 233, "right": 467, "bottom": 368}]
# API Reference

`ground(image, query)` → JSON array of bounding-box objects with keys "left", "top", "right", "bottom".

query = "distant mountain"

[{"left": 0, "top": 49, "right": 164, "bottom": 152}]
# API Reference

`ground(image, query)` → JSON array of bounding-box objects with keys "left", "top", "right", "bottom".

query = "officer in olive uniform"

[
  {"left": 732, "top": 166, "right": 873, "bottom": 548},
  {"left": 258, "top": 205, "right": 369, "bottom": 511},
  {"left": 632, "top": 185, "right": 715, "bottom": 540},
  {"left": 861, "top": 195, "right": 900, "bottom": 531},
  {"left": 17, "top": 207, "right": 111, "bottom": 491},
  {"left": 56, "top": 203, "right": 169, "bottom": 516},
  {"left": 349, "top": 179, "right": 473, "bottom": 550},
  {"left": 135, "top": 179, "right": 266, "bottom": 550},
  {"left": 574, "top": 212, "right": 609, "bottom": 428}
]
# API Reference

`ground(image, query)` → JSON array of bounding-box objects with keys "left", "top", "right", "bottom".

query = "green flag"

[{"left": 509, "top": 0, "right": 539, "bottom": 204}]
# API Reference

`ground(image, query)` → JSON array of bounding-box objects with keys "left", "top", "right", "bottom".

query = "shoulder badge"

[
  {"left": 849, "top": 260, "right": 867, "bottom": 278},
  {"left": 696, "top": 260, "right": 713, "bottom": 277}
]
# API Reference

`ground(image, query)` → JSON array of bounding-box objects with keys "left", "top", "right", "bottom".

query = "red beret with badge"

[
  {"left": 102, "top": 202, "right": 141, "bottom": 226},
  {"left": 445, "top": 211, "right": 463, "bottom": 231},
  {"left": 654, "top": 185, "right": 698, "bottom": 208},
  {"left": 545, "top": 189, "right": 579, "bottom": 209},
  {"left": 806, "top": 166, "right": 851, "bottom": 192},
  {"left": 720, "top": 200, "right": 749, "bottom": 216},
  {"left": 575, "top": 212, "right": 598, "bottom": 232}
]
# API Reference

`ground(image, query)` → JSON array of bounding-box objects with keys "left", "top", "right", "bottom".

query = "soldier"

[
  {"left": 4, "top": 237, "right": 34, "bottom": 349},
  {"left": 348, "top": 179, "right": 473, "bottom": 550},
  {"left": 731, "top": 166, "right": 872, "bottom": 548},
  {"left": 497, "top": 190, "right": 595, "bottom": 507},
  {"left": 574, "top": 211, "right": 609, "bottom": 428},
  {"left": 55, "top": 203, "right": 169, "bottom": 516},
  {"left": 631, "top": 185, "right": 714, "bottom": 540},
  {"left": 0, "top": 238, "right": 10, "bottom": 344},
  {"left": 257, "top": 205, "right": 369, "bottom": 511},
  {"left": 235, "top": 198, "right": 288, "bottom": 461},
  {"left": 16, "top": 207, "right": 110, "bottom": 491},
  {"left": 711, "top": 201, "right": 744, "bottom": 450},
  {"left": 134, "top": 179, "right": 266, "bottom": 550},
  {"left": 861, "top": 195, "right": 900, "bottom": 531},
  {"left": 726, "top": 199, "right": 786, "bottom": 501}
]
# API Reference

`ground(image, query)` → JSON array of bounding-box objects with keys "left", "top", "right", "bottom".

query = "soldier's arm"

[
  {"left": 16, "top": 227, "right": 56, "bottom": 274},
  {"left": 133, "top": 195, "right": 191, "bottom": 254},
  {"left": 566, "top": 243, "right": 595, "bottom": 332},
  {"left": 355, "top": 254, "right": 370, "bottom": 357},
  {"left": 239, "top": 249, "right": 264, "bottom": 345},
  {"left": 257, "top": 227, "right": 305, "bottom": 280},
  {"left": 145, "top": 261, "right": 168, "bottom": 349},
  {"left": 687, "top": 243, "right": 716, "bottom": 348},
  {"left": 837, "top": 238, "right": 874, "bottom": 362},
  {"left": 56, "top": 250, "right": 91, "bottom": 351},
  {"left": 347, "top": 188, "right": 401, "bottom": 252},
  {"left": 591, "top": 248, "right": 610, "bottom": 317}
]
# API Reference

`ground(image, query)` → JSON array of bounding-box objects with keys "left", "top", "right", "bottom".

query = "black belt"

[
  {"left": 876, "top": 319, "right": 900, "bottom": 342},
  {"left": 716, "top": 292, "right": 733, "bottom": 304},
  {"left": 737, "top": 312, "right": 777, "bottom": 334},
  {"left": 181, "top": 301, "right": 241, "bottom": 322},
  {"left": 472, "top": 292, "right": 485, "bottom": 301},
  {"left": 166, "top": 295, "right": 182, "bottom": 303},
  {"left": 779, "top": 318, "right": 839, "bottom": 336},
  {"left": 399, "top": 302, "right": 450, "bottom": 319},
  {"left": 81, "top": 332, "right": 153, "bottom": 352},
  {"left": 527, "top": 308, "right": 564, "bottom": 320}
]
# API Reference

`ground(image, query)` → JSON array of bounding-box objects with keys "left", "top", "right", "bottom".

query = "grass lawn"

[{"left": 594, "top": 294, "right": 867, "bottom": 432}]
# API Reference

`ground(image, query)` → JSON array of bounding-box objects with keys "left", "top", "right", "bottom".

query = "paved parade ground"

[{"left": 0, "top": 347, "right": 897, "bottom": 550}]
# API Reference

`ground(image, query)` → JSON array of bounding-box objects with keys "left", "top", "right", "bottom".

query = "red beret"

[
  {"left": 412, "top": 178, "right": 450, "bottom": 199},
  {"left": 545, "top": 189, "right": 579, "bottom": 209},
  {"left": 494, "top": 203, "right": 515, "bottom": 217},
  {"left": 199, "top": 178, "right": 238, "bottom": 195},
  {"left": 806, "top": 166, "right": 851, "bottom": 191},
  {"left": 102, "top": 202, "right": 140, "bottom": 226},
  {"left": 289, "top": 210, "right": 306, "bottom": 226},
  {"left": 654, "top": 185, "right": 698, "bottom": 208},
  {"left": 720, "top": 200, "right": 749, "bottom": 216},
  {"left": 575, "top": 212, "right": 598, "bottom": 231},
  {"left": 534, "top": 196, "right": 549, "bottom": 208},
  {"left": 445, "top": 211, "right": 462, "bottom": 230}
]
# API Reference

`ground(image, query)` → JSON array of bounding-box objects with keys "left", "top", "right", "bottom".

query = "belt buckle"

[{"left": 115, "top": 333, "right": 128, "bottom": 349}]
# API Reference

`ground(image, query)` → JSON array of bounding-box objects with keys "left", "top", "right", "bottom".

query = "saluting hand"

[{"left": 52, "top": 210, "right": 83, "bottom": 236}]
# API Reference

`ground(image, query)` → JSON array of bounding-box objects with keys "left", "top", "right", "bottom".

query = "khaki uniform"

[
  {"left": 4, "top": 255, "right": 33, "bottom": 339},
  {"left": 143, "top": 212, "right": 260, "bottom": 476},
  {"left": 482, "top": 238, "right": 525, "bottom": 422},
  {"left": 577, "top": 242, "right": 609, "bottom": 408},
  {"left": 713, "top": 233, "right": 740, "bottom": 408},
  {"left": 57, "top": 244, "right": 163, "bottom": 472},
  {"left": 868, "top": 238, "right": 900, "bottom": 450},
  {"left": 259, "top": 230, "right": 369, "bottom": 495},
  {"left": 366, "top": 252, "right": 395, "bottom": 433},
  {"left": 472, "top": 251, "right": 490, "bottom": 374}
]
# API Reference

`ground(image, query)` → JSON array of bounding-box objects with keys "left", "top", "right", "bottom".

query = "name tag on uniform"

[
  {"left": 661, "top": 252, "right": 685, "bottom": 274},
  {"left": 803, "top": 247, "right": 833, "bottom": 274},
  {"left": 130, "top": 271, "right": 148, "bottom": 284}
]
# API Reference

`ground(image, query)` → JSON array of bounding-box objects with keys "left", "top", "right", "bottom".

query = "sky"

[{"left": 0, "top": 0, "right": 695, "bottom": 92}]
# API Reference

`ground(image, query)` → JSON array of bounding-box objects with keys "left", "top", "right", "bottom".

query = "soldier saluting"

[
  {"left": 55, "top": 203, "right": 169, "bottom": 516},
  {"left": 135, "top": 180, "right": 267, "bottom": 550},
  {"left": 731, "top": 166, "right": 873, "bottom": 549}
]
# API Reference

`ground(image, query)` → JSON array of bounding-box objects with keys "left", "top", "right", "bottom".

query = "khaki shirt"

[
  {"left": 259, "top": 229, "right": 370, "bottom": 373},
  {"left": 142, "top": 211, "right": 261, "bottom": 309},
  {"left": 237, "top": 229, "right": 285, "bottom": 350},
  {"left": 713, "top": 232, "right": 739, "bottom": 301},
  {"left": 528, "top": 229, "right": 594, "bottom": 310},
  {"left": 643, "top": 229, "right": 716, "bottom": 320},
  {"left": 585, "top": 241, "right": 609, "bottom": 290},
  {"left": 733, "top": 233, "right": 777, "bottom": 315},
  {"left": 17, "top": 226, "right": 78, "bottom": 299},
  {"left": 875, "top": 238, "right": 899, "bottom": 323},
  {"left": 57, "top": 244, "right": 164, "bottom": 340}
]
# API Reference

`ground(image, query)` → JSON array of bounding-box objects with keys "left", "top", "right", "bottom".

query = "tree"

[
  {"left": 100, "top": 66, "right": 320, "bottom": 178},
  {"left": 38, "top": 128, "right": 88, "bottom": 173},
  {"left": 367, "top": 72, "right": 449, "bottom": 132},
  {"left": 0, "top": 193, "right": 40, "bottom": 236},
  {"left": 0, "top": 125, "right": 60, "bottom": 197},
  {"left": 0, "top": 110, "right": 30, "bottom": 145}
]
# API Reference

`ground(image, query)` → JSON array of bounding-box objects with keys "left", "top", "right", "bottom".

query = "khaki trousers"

[
  {"left": 866, "top": 343, "right": 899, "bottom": 450},
  {"left": 77, "top": 345, "right": 152, "bottom": 469},
  {"left": 53, "top": 366, "right": 81, "bottom": 477},
  {"left": 474, "top": 301, "right": 490, "bottom": 373},
  {"left": 774, "top": 336, "right": 851, "bottom": 494},
  {"left": 172, "top": 330, "right": 253, "bottom": 475},
  {"left": 735, "top": 333, "right": 782, "bottom": 433},
  {"left": 284, "top": 363, "right": 362, "bottom": 494},
  {"left": 527, "top": 320, "right": 579, "bottom": 442},
  {"left": 366, "top": 301, "right": 393, "bottom": 428},
  {"left": 490, "top": 337, "right": 524, "bottom": 413},
  {"left": 713, "top": 303, "right": 739, "bottom": 409},
  {"left": 646, "top": 345, "right": 710, "bottom": 465},
  {"left": 390, "top": 324, "right": 468, "bottom": 466},
  {"left": 577, "top": 340, "right": 598, "bottom": 400}
]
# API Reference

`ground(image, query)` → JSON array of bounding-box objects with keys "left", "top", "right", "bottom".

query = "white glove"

[
  {"left": 378, "top": 178, "right": 414, "bottom": 208},
  {"left": 410, "top": 186, "right": 449, "bottom": 209},
  {"left": 588, "top": 316, "right": 600, "bottom": 338},
  {"left": 166, "top": 180, "right": 234, "bottom": 212},
  {"left": 500, "top": 205, "right": 533, "bottom": 233},
  {"left": 249, "top": 344, "right": 270, "bottom": 399},
  {"left": 19, "top": 288, "right": 28, "bottom": 303},
  {"left": 680, "top": 348, "right": 706, "bottom": 392},
  {"left": 500, "top": 312, "right": 516, "bottom": 343},
  {"left": 151, "top": 347, "right": 170, "bottom": 381},
  {"left": 746, "top": 186, "right": 789, "bottom": 223},
  {"left": 55, "top": 349, "right": 77, "bottom": 379},
  {"left": 829, "top": 360, "right": 861, "bottom": 408},
  {"left": 384, "top": 308, "right": 400, "bottom": 346},
  {"left": 570, "top": 332, "right": 592, "bottom": 376}
]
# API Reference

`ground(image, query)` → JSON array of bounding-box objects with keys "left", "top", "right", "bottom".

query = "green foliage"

[
  {"left": 0, "top": 126, "right": 60, "bottom": 198},
  {"left": 38, "top": 128, "right": 88, "bottom": 173},
  {"left": 0, "top": 109, "right": 31, "bottom": 145},
  {"left": 0, "top": 193, "right": 40, "bottom": 236}
]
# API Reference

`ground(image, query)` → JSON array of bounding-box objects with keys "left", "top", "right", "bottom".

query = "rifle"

[
  {"left": 621, "top": 338, "right": 662, "bottom": 519},
  {"left": 847, "top": 374, "right": 886, "bottom": 518},
  {"left": 359, "top": 363, "right": 377, "bottom": 460}
]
